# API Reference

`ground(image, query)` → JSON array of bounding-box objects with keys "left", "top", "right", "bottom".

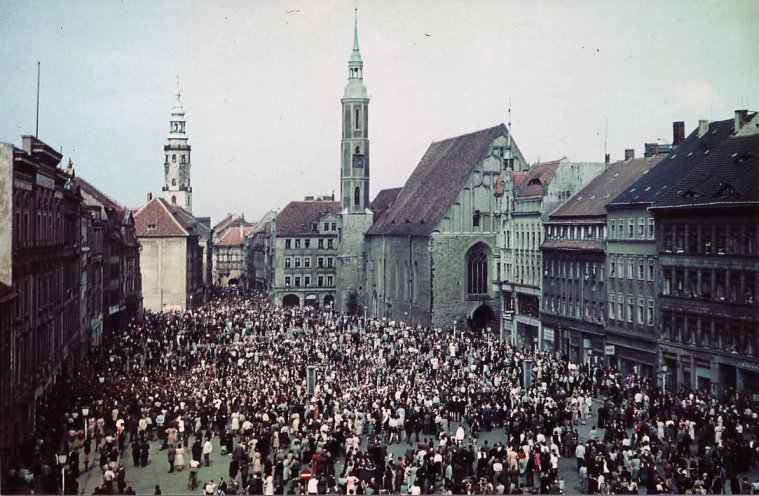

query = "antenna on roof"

[
  {"left": 35, "top": 61, "right": 41, "bottom": 138},
  {"left": 507, "top": 98, "right": 512, "bottom": 149},
  {"left": 603, "top": 117, "right": 608, "bottom": 162}
]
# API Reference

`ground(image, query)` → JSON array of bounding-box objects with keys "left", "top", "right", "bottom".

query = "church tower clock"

[{"left": 162, "top": 78, "right": 193, "bottom": 212}]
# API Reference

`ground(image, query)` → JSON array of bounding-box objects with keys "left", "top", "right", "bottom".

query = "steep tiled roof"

[
  {"left": 217, "top": 225, "right": 255, "bottom": 246},
  {"left": 653, "top": 133, "right": 758, "bottom": 209},
  {"left": 516, "top": 161, "right": 561, "bottom": 197},
  {"left": 549, "top": 155, "right": 664, "bottom": 219},
  {"left": 608, "top": 118, "right": 734, "bottom": 207},
  {"left": 368, "top": 124, "right": 507, "bottom": 236},
  {"left": 134, "top": 197, "right": 203, "bottom": 237},
  {"left": 370, "top": 187, "right": 402, "bottom": 223},
  {"left": 274, "top": 201, "right": 341, "bottom": 236}
]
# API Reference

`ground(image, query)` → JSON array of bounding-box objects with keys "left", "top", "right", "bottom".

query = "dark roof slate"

[
  {"left": 367, "top": 124, "right": 507, "bottom": 236},
  {"left": 549, "top": 155, "right": 663, "bottom": 220},
  {"left": 608, "top": 118, "right": 734, "bottom": 207},
  {"left": 275, "top": 201, "right": 341, "bottom": 236},
  {"left": 653, "top": 133, "right": 759, "bottom": 209},
  {"left": 370, "top": 187, "right": 402, "bottom": 223}
]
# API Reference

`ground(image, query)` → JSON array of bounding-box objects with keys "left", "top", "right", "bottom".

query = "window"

[
  {"left": 294, "top": 277, "right": 301, "bottom": 287},
  {"left": 318, "top": 239, "right": 324, "bottom": 249},
  {"left": 305, "top": 239, "right": 310, "bottom": 249},
  {"left": 466, "top": 244, "right": 489, "bottom": 295},
  {"left": 609, "top": 293, "right": 616, "bottom": 320},
  {"left": 285, "top": 276, "right": 291, "bottom": 287},
  {"left": 327, "top": 276, "right": 333, "bottom": 286},
  {"left": 285, "top": 239, "right": 291, "bottom": 249},
  {"left": 181, "top": 155, "right": 186, "bottom": 164},
  {"left": 295, "top": 239, "right": 301, "bottom": 249},
  {"left": 327, "top": 239, "right": 334, "bottom": 249},
  {"left": 294, "top": 257, "right": 301, "bottom": 268},
  {"left": 285, "top": 257, "right": 291, "bottom": 268},
  {"left": 638, "top": 257, "right": 645, "bottom": 280},
  {"left": 647, "top": 299, "right": 654, "bottom": 326},
  {"left": 172, "top": 178, "right": 176, "bottom": 186},
  {"left": 638, "top": 218, "right": 645, "bottom": 239},
  {"left": 647, "top": 258, "right": 655, "bottom": 281},
  {"left": 304, "top": 257, "right": 311, "bottom": 268},
  {"left": 354, "top": 187, "right": 361, "bottom": 206},
  {"left": 171, "top": 195, "right": 176, "bottom": 204},
  {"left": 304, "top": 276, "right": 310, "bottom": 287},
  {"left": 323, "top": 223, "right": 329, "bottom": 231},
  {"left": 473, "top": 210, "right": 481, "bottom": 227},
  {"left": 327, "top": 257, "right": 333, "bottom": 268},
  {"left": 627, "top": 219, "right": 634, "bottom": 238},
  {"left": 617, "top": 296, "right": 624, "bottom": 321},
  {"left": 318, "top": 276, "right": 324, "bottom": 287},
  {"left": 147, "top": 224, "right": 156, "bottom": 232},
  {"left": 610, "top": 221, "right": 616, "bottom": 240},
  {"left": 318, "top": 257, "right": 324, "bottom": 268},
  {"left": 627, "top": 297, "right": 634, "bottom": 322},
  {"left": 609, "top": 256, "right": 616, "bottom": 278},
  {"left": 637, "top": 297, "right": 645, "bottom": 325},
  {"left": 648, "top": 218, "right": 655, "bottom": 239},
  {"left": 627, "top": 257, "right": 634, "bottom": 279},
  {"left": 172, "top": 154, "right": 176, "bottom": 163},
  {"left": 355, "top": 107, "right": 360, "bottom": 130},
  {"left": 331, "top": 223, "right": 337, "bottom": 231}
]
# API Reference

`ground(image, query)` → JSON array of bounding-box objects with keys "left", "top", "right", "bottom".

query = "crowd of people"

[{"left": 3, "top": 288, "right": 759, "bottom": 495}]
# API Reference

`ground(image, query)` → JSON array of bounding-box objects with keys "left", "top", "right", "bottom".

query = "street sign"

[{"left": 604, "top": 345, "right": 615, "bottom": 355}]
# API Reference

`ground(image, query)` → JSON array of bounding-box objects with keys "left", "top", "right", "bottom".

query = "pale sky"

[{"left": 1, "top": 0, "right": 757, "bottom": 224}]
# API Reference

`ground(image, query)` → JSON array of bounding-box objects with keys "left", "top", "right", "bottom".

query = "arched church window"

[
  {"left": 355, "top": 146, "right": 360, "bottom": 154},
  {"left": 355, "top": 108, "right": 360, "bottom": 130},
  {"left": 172, "top": 154, "right": 176, "bottom": 163},
  {"left": 466, "top": 243, "right": 489, "bottom": 295},
  {"left": 172, "top": 179, "right": 176, "bottom": 186},
  {"left": 171, "top": 195, "right": 176, "bottom": 205},
  {"left": 354, "top": 187, "right": 361, "bottom": 207}
]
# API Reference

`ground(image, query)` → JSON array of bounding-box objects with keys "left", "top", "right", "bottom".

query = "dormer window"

[
  {"left": 147, "top": 224, "right": 156, "bottom": 232},
  {"left": 716, "top": 183, "right": 736, "bottom": 198}
]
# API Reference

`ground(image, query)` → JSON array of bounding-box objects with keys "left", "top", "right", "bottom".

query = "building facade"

[
  {"left": 134, "top": 197, "right": 204, "bottom": 311},
  {"left": 541, "top": 155, "right": 662, "bottom": 363},
  {"left": 271, "top": 199, "right": 341, "bottom": 308},
  {"left": 212, "top": 214, "right": 254, "bottom": 286},
  {"left": 366, "top": 124, "right": 528, "bottom": 329},
  {"left": 651, "top": 110, "right": 759, "bottom": 397},
  {"left": 0, "top": 136, "right": 82, "bottom": 468},
  {"left": 499, "top": 158, "right": 606, "bottom": 348}
]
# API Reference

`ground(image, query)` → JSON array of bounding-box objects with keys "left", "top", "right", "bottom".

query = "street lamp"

[
  {"left": 82, "top": 406, "right": 90, "bottom": 440},
  {"left": 56, "top": 452, "right": 68, "bottom": 495},
  {"left": 660, "top": 365, "right": 668, "bottom": 395}
]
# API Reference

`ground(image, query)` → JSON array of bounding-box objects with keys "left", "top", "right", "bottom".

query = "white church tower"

[
  {"left": 162, "top": 78, "right": 193, "bottom": 212},
  {"left": 337, "top": 9, "right": 374, "bottom": 314}
]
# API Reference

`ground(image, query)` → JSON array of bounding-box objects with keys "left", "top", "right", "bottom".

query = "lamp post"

[
  {"left": 82, "top": 406, "right": 90, "bottom": 440},
  {"left": 57, "top": 452, "right": 68, "bottom": 495},
  {"left": 660, "top": 365, "right": 668, "bottom": 395}
]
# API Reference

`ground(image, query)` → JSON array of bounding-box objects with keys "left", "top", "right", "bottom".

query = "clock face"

[{"left": 353, "top": 154, "right": 364, "bottom": 168}]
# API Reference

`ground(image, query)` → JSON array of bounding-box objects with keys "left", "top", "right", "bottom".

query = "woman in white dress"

[{"left": 175, "top": 442, "right": 185, "bottom": 471}]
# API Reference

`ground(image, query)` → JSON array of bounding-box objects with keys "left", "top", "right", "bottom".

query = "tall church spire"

[
  {"left": 340, "top": 6, "right": 370, "bottom": 213},
  {"left": 163, "top": 77, "right": 193, "bottom": 212}
]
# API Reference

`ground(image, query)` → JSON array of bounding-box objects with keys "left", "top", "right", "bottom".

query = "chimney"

[
  {"left": 735, "top": 110, "right": 749, "bottom": 133},
  {"left": 698, "top": 119, "right": 709, "bottom": 137},
  {"left": 673, "top": 121, "right": 685, "bottom": 146},
  {"left": 605, "top": 153, "right": 610, "bottom": 164},
  {"left": 624, "top": 149, "right": 635, "bottom": 161},
  {"left": 147, "top": 192, "right": 153, "bottom": 202}
]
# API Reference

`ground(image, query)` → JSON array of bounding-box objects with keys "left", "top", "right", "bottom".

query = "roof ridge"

[
  {"left": 430, "top": 123, "right": 504, "bottom": 145},
  {"left": 157, "top": 198, "right": 189, "bottom": 236}
]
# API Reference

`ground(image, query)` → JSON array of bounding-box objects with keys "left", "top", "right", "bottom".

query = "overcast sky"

[{"left": 1, "top": 0, "right": 757, "bottom": 223}]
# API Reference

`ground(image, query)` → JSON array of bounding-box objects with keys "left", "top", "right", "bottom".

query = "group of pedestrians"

[{"left": 3, "top": 288, "right": 758, "bottom": 494}]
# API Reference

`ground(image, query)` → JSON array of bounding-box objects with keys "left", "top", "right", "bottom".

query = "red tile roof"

[
  {"left": 516, "top": 161, "right": 561, "bottom": 197},
  {"left": 275, "top": 201, "right": 341, "bottom": 236},
  {"left": 217, "top": 225, "right": 255, "bottom": 246},
  {"left": 368, "top": 124, "right": 507, "bottom": 236},
  {"left": 134, "top": 197, "right": 203, "bottom": 237},
  {"left": 548, "top": 156, "right": 664, "bottom": 219}
]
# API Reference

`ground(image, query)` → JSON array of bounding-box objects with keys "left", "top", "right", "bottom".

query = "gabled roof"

[
  {"left": 217, "top": 225, "right": 255, "bottom": 246},
  {"left": 653, "top": 133, "right": 758, "bottom": 210},
  {"left": 134, "top": 197, "right": 203, "bottom": 237},
  {"left": 274, "top": 201, "right": 341, "bottom": 236},
  {"left": 212, "top": 213, "right": 253, "bottom": 233},
  {"left": 370, "top": 187, "right": 402, "bottom": 223},
  {"left": 548, "top": 155, "right": 664, "bottom": 220},
  {"left": 608, "top": 118, "right": 734, "bottom": 207},
  {"left": 75, "top": 176, "right": 129, "bottom": 224},
  {"left": 516, "top": 160, "right": 561, "bottom": 197},
  {"left": 367, "top": 124, "right": 507, "bottom": 236}
]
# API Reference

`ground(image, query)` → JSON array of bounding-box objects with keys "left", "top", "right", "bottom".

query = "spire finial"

[
  {"left": 175, "top": 74, "right": 181, "bottom": 102},
  {"left": 353, "top": 5, "right": 359, "bottom": 52}
]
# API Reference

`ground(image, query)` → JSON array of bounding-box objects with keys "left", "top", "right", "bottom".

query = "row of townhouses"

[
  {"left": 245, "top": 12, "right": 759, "bottom": 398},
  {"left": 0, "top": 136, "right": 143, "bottom": 470}
]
